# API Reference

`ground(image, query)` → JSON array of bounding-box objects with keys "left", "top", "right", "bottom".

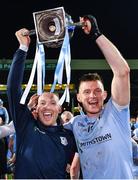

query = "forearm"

[
  {"left": 70, "top": 153, "right": 80, "bottom": 180},
  {"left": 96, "top": 35, "right": 130, "bottom": 75},
  {"left": 70, "top": 173, "right": 80, "bottom": 180},
  {"left": 70, "top": 167, "right": 80, "bottom": 180},
  {"left": 7, "top": 49, "right": 26, "bottom": 93},
  {"left": 7, "top": 49, "right": 27, "bottom": 121}
]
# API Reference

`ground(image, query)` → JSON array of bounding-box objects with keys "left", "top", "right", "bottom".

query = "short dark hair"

[{"left": 77, "top": 73, "right": 104, "bottom": 92}]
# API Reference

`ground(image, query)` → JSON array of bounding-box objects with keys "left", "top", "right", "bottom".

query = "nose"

[{"left": 89, "top": 91, "right": 96, "bottom": 97}]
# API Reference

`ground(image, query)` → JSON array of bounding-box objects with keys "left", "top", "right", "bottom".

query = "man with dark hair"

[
  {"left": 64, "top": 15, "right": 133, "bottom": 179},
  {"left": 78, "top": 73, "right": 103, "bottom": 83}
]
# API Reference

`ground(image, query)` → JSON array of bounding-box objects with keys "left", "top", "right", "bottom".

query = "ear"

[
  {"left": 103, "top": 91, "right": 107, "bottom": 100},
  {"left": 77, "top": 93, "right": 82, "bottom": 103}
]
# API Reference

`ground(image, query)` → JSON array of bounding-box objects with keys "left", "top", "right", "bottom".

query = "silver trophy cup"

[{"left": 25, "top": 7, "right": 83, "bottom": 48}]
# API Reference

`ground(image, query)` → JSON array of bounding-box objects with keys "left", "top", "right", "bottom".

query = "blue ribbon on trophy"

[
  {"left": 20, "top": 43, "right": 45, "bottom": 104},
  {"left": 50, "top": 27, "right": 71, "bottom": 105},
  {"left": 20, "top": 6, "right": 83, "bottom": 105},
  {"left": 36, "top": 44, "right": 45, "bottom": 95}
]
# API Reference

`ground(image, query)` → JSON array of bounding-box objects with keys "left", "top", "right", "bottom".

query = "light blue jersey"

[{"left": 64, "top": 98, "right": 133, "bottom": 179}]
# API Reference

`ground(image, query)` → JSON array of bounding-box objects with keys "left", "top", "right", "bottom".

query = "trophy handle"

[
  {"left": 23, "top": 22, "right": 84, "bottom": 36},
  {"left": 22, "top": 29, "right": 36, "bottom": 36}
]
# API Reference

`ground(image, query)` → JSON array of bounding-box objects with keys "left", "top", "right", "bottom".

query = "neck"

[
  {"left": 87, "top": 108, "right": 104, "bottom": 119},
  {"left": 87, "top": 112, "right": 101, "bottom": 118}
]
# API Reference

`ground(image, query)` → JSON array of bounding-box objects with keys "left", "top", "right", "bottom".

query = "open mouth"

[
  {"left": 88, "top": 100, "right": 98, "bottom": 107},
  {"left": 43, "top": 112, "right": 52, "bottom": 120}
]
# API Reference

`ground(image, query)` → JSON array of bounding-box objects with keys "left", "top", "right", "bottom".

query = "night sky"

[
  {"left": 0, "top": 0, "right": 138, "bottom": 115},
  {"left": 1, "top": 0, "right": 138, "bottom": 60}
]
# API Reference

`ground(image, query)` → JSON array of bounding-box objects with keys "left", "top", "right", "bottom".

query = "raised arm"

[
  {"left": 81, "top": 15, "right": 130, "bottom": 106},
  {"left": 96, "top": 35, "right": 130, "bottom": 106},
  {"left": 7, "top": 29, "right": 31, "bottom": 125}
]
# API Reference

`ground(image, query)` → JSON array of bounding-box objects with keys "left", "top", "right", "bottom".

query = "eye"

[
  {"left": 51, "top": 101, "right": 56, "bottom": 105},
  {"left": 94, "top": 88, "right": 102, "bottom": 94},
  {"left": 40, "top": 101, "right": 45, "bottom": 105},
  {"left": 83, "top": 90, "right": 90, "bottom": 94}
]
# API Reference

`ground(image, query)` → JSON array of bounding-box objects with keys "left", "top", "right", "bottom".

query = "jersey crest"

[{"left": 60, "top": 137, "right": 68, "bottom": 146}]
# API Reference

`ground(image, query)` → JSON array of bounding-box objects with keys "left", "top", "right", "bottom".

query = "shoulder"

[
  {"left": 61, "top": 126, "right": 76, "bottom": 140},
  {"left": 71, "top": 114, "right": 86, "bottom": 123},
  {"left": 105, "top": 98, "right": 129, "bottom": 111},
  {"left": 62, "top": 127, "right": 74, "bottom": 136}
]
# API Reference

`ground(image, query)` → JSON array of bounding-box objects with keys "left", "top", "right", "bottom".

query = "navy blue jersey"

[{"left": 7, "top": 49, "right": 77, "bottom": 179}]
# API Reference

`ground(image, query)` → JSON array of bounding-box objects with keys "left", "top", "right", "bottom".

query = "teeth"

[
  {"left": 89, "top": 102, "right": 97, "bottom": 104},
  {"left": 44, "top": 112, "right": 51, "bottom": 116}
]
